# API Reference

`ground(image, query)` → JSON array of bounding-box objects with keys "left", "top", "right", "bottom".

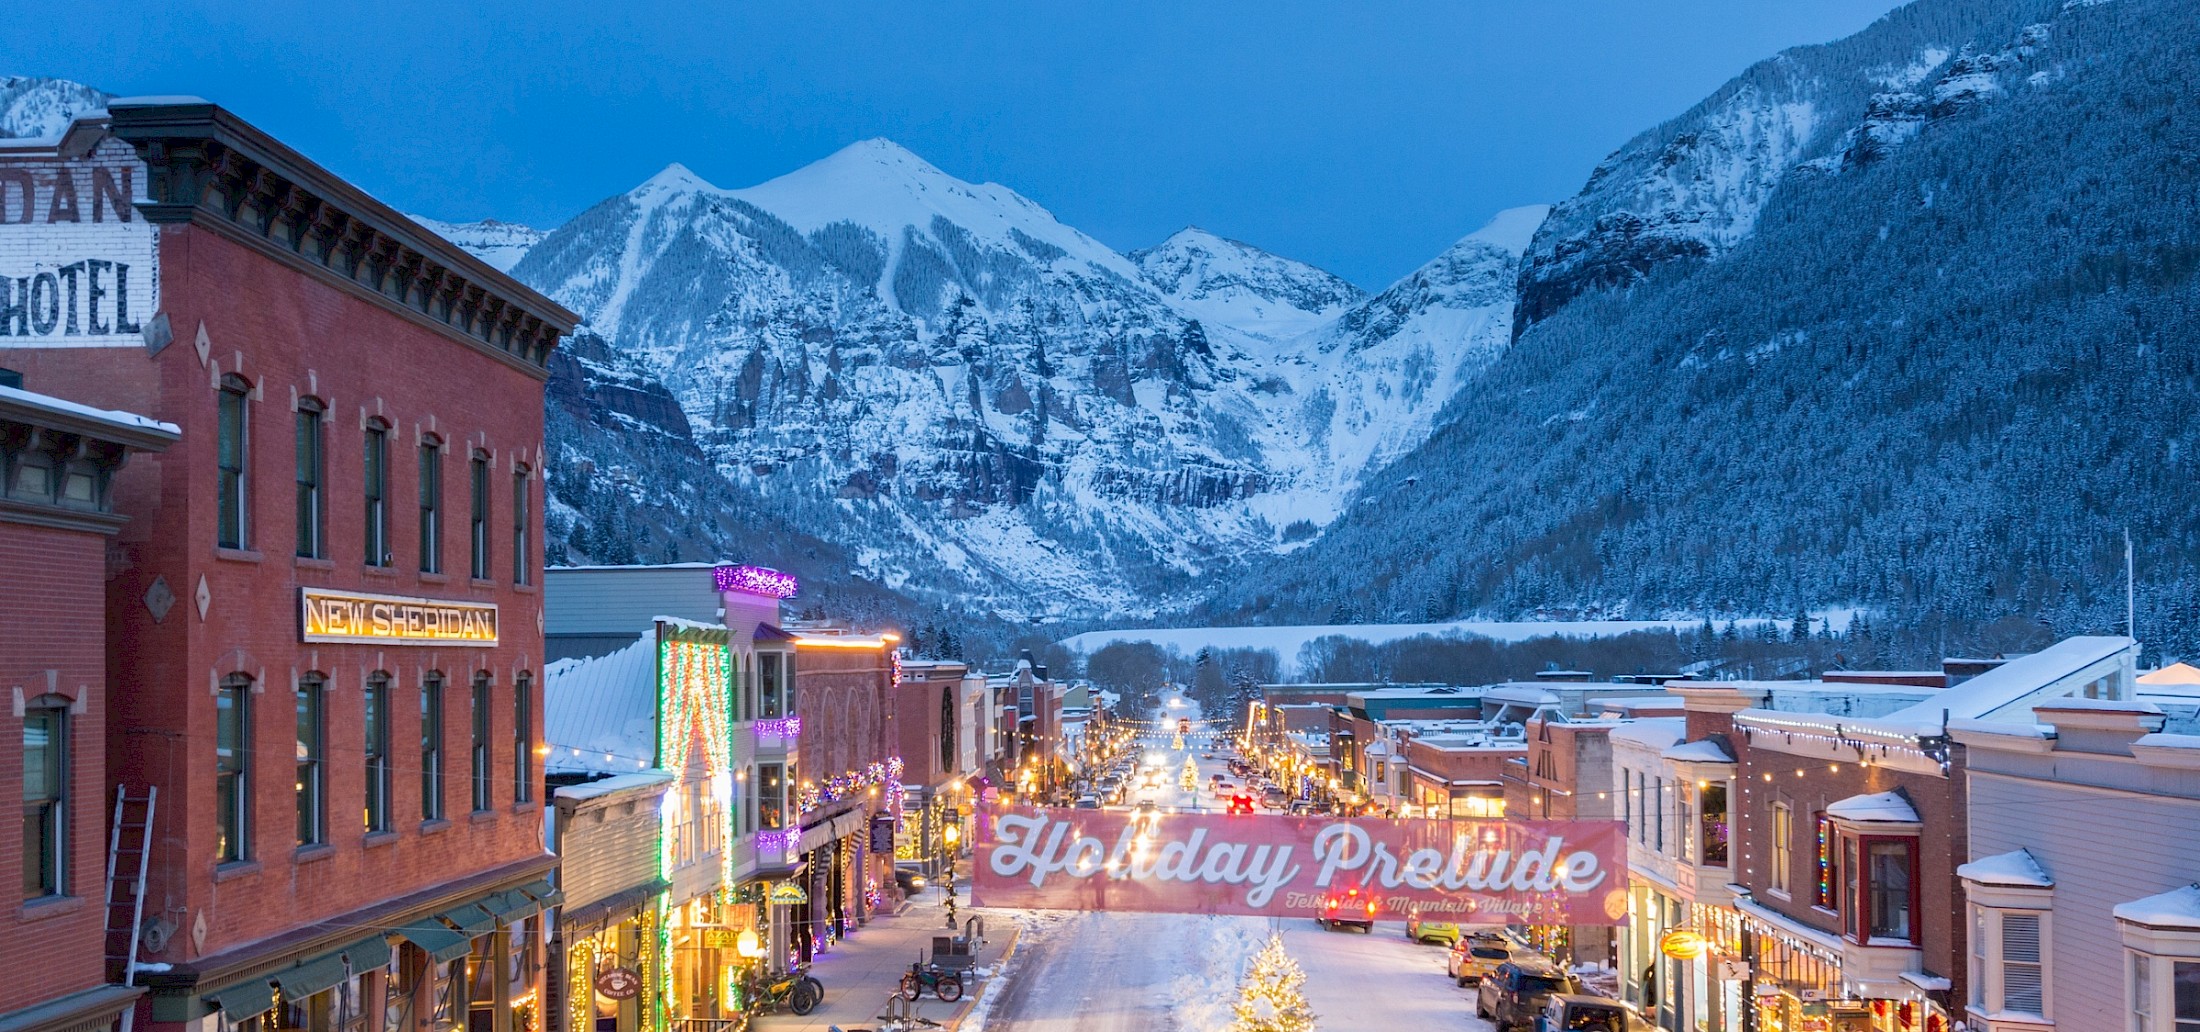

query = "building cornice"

[{"left": 103, "top": 101, "right": 576, "bottom": 380}]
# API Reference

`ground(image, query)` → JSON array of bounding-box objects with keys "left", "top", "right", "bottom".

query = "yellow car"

[
  {"left": 1406, "top": 908, "right": 1462, "bottom": 946},
  {"left": 1447, "top": 934, "right": 1518, "bottom": 986}
]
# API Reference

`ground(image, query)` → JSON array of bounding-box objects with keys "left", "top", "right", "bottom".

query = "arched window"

[
  {"left": 216, "top": 674, "right": 251, "bottom": 861},
  {"left": 363, "top": 417, "right": 390, "bottom": 567},
  {"left": 295, "top": 674, "right": 325, "bottom": 845},
  {"left": 294, "top": 397, "right": 326, "bottom": 558},
  {"left": 217, "top": 374, "right": 251, "bottom": 548},
  {"left": 22, "top": 695, "right": 68, "bottom": 896},
  {"left": 365, "top": 672, "right": 392, "bottom": 832}
]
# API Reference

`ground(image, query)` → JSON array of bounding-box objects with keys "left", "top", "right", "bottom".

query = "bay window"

[
  {"left": 1970, "top": 905, "right": 2050, "bottom": 1019},
  {"left": 1698, "top": 781, "right": 1728, "bottom": 866},
  {"left": 1863, "top": 838, "right": 1916, "bottom": 942},
  {"left": 2118, "top": 892, "right": 2200, "bottom": 1032}
]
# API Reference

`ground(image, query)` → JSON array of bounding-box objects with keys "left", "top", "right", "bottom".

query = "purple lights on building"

[
  {"left": 756, "top": 828, "right": 800, "bottom": 855},
  {"left": 754, "top": 715, "right": 803, "bottom": 739},
  {"left": 715, "top": 563, "right": 799, "bottom": 599}
]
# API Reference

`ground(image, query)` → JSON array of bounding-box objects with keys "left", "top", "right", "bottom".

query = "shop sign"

[
  {"left": 300, "top": 587, "right": 498, "bottom": 646},
  {"left": 593, "top": 967, "right": 641, "bottom": 1000},
  {"left": 768, "top": 882, "right": 809, "bottom": 905},
  {"left": 0, "top": 155, "right": 159, "bottom": 350},
  {"left": 974, "top": 806, "right": 1628, "bottom": 923},
  {"left": 701, "top": 929, "right": 740, "bottom": 950},
  {"left": 1717, "top": 959, "right": 1751, "bottom": 981},
  {"left": 1659, "top": 929, "right": 1710, "bottom": 959}
]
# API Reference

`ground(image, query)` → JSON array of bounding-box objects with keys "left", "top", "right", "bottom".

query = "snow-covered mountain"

[
  {"left": 1514, "top": 0, "right": 2055, "bottom": 331},
  {"left": 500, "top": 140, "right": 1543, "bottom": 617},
  {"left": 1131, "top": 227, "right": 1362, "bottom": 343},
  {"left": 406, "top": 216, "right": 544, "bottom": 273},
  {"left": 0, "top": 76, "right": 109, "bottom": 138}
]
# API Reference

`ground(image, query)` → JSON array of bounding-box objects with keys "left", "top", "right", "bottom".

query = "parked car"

[
  {"left": 1476, "top": 960, "right": 1579, "bottom": 1032},
  {"left": 1533, "top": 994, "right": 1653, "bottom": 1031},
  {"left": 1316, "top": 886, "right": 1377, "bottom": 932},
  {"left": 1404, "top": 909, "right": 1462, "bottom": 946},
  {"left": 1260, "top": 788, "right": 1288, "bottom": 809},
  {"left": 1074, "top": 795, "right": 1101, "bottom": 808},
  {"left": 1446, "top": 935, "right": 1515, "bottom": 986}
]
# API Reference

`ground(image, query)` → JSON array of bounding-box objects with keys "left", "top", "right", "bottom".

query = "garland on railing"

[
  {"left": 797, "top": 757, "right": 906, "bottom": 816},
  {"left": 754, "top": 715, "right": 802, "bottom": 738}
]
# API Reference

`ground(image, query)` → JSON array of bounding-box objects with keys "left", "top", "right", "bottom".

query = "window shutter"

[{"left": 2000, "top": 912, "right": 2044, "bottom": 1015}]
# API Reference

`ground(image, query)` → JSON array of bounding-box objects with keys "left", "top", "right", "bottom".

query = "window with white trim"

[
  {"left": 1971, "top": 905, "right": 2051, "bottom": 1020},
  {"left": 2126, "top": 950, "right": 2200, "bottom": 1032}
]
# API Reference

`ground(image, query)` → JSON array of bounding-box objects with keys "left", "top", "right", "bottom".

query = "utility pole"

[{"left": 2126, "top": 527, "right": 2136, "bottom": 640}]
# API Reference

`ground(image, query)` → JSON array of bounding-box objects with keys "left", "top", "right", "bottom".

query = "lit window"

[
  {"left": 1769, "top": 803, "right": 1792, "bottom": 895},
  {"left": 216, "top": 677, "right": 250, "bottom": 861}
]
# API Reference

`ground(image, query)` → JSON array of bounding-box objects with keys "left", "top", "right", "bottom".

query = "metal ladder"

[{"left": 104, "top": 785, "right": 157, "bottom": 1032}]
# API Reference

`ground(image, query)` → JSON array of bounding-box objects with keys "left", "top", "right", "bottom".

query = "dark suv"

[{"left": 1475, "top": 959, "right": 1579, "bottom": 1032}]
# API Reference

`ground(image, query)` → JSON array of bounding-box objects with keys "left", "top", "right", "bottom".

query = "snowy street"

[{"left": 966, "top": 697, "right": 1495, "bottom": 1031}]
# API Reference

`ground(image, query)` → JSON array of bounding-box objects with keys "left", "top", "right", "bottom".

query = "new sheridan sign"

[{"left": 300, "top": 588, "right": 498, "bottom": 647}]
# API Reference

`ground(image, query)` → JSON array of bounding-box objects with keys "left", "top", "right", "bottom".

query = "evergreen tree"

[
  {"left": 1792, "top": 608, "right": 1813, "bottom": 644},
  {"left": 1231, "top": 934, "right": 1316, "bottom": 1032}
]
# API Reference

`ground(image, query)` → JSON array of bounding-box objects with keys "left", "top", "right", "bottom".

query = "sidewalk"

[{"left": 753, "top": 884, "right": 1019, "bottom": 1032}]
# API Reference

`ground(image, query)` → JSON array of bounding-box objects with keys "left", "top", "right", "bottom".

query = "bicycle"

[
  {"left": 828, "top": 1018, "right": 941, "bottom": 1032},
  {"left": 899, "top": 960, "right": 964, "bottom": 1002},
  {"left": 751, "top": 963, "right": 824, "bottom": 1016}
]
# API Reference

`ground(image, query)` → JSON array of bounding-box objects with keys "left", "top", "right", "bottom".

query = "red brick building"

[
  {"left": 0, "top": 385, "right": 176, "bottom": 1032},
  {"left": 3, "top": 100, "right": 573, "bottom": 1032},
  {"left": 787, "top": 629, "right": 899, "bottom": 958}
]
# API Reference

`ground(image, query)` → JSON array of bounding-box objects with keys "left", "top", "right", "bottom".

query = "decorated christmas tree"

[
  {"left": 1231, "top": 934, "right": 1316, "bottom": 1032},
  {"left": 1181, "top": 756, "right": 1200, "bottom": 791}
]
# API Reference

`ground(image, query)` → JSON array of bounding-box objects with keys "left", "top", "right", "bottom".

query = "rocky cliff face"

[
  {"left": 499, "top": 142, "right": 1545, "bottom": 617},
  {"left": 1513, "top": 0, "right": 2057, "bottom": 333}
]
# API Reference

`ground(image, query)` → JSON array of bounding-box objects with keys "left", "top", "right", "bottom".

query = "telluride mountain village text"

[{"left": 6, "top": 0, "right": 2200, "bottom": 1029}]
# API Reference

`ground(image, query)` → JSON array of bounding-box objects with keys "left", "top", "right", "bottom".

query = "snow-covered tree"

[{"left": 1231, "top": 934, "right": 1315, "bottom": 1032}]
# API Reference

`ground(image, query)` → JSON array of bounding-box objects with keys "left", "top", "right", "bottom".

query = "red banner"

[{"left": 972, "top": 805, "right": 1628, "bottom": 925}]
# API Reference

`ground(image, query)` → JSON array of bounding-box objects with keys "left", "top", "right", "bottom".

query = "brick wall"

[
  {"left": 0, "top": 521, "right": 113, "bottom": 1012},
  {"left": 1732, "top": 730, "right": 1968, "bottom": 1000},
  {"left": 10, "top": 217, "right": 553, "bottom": 971}
]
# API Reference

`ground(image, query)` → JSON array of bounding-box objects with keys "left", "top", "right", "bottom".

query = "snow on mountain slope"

[
  {"left": 406, "top": 216, "right": 545, "bottom": 273},
  {"left": 0, "top": 76, "right": 110, "bottom": 138},
  {"left": 1246, "top": 205, "right": 1549, "bottom": 534},
  {"left": 512, "top": 139, "right": 1529, "bottom": 617},
  {"left": 1131, "top": 227, "right": 1364, "bottom": 343},
  {"left": 1515, "top": 0, "right": 2059, "bottom": 331},
  {"left": 513, "top": 145, "right": 1287, "bottom": 617}
]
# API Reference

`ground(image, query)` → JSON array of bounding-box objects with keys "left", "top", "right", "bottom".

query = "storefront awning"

[
  {"left": 481, "top": 889, "right": 538, "bottom": 922},
  {"left": 342, "top": 933, "right": 393, "bottom": 973},
  {"left": 204, "top": 978, "right": 276, "bottom": 1022},
  {"left": 518, "top": 879, "right": 564, "bottom": 908},
  {"left": 444, "top": 902, "right": 499, "bottom": 937},
  {"left": 273, "top": 952, "right": 351, "bottom": 1003},
  {"left": 395, "top": 919, "right": 473, "bottom": 965}
]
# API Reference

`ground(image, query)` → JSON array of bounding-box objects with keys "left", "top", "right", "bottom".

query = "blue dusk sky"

[{"left": 4, "top": 1, "right": 1903, "bottom": 287}]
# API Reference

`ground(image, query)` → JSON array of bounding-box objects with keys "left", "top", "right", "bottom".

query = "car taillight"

[
  {"left": 1325, "top": 898, "right": 1338, "bottom": 910},
  {"left": 1366, "top": 902, "right": 1378, "bottom": 916}
]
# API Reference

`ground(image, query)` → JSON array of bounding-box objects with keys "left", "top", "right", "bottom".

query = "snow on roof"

[
  {"left": 1957, "top": 849, "right": 2052, "bottom": 888},
  {"left": 1857, "top": 636, "right": 2135, "bottom": 736},
  {"left": 655, "top": 614, "right": 726, "bottom": 635},
  {"left": 1900, "top": 972, "right": 1953, "bottom": 993},
  {"left": 2113, "top": 885, "right": 2200, "bottom": 929},
  {"left": 1662, "top": 739, "right": 1736, "bottom": 763},
  {"left": 545, "top": 633, "right": 659, "bottom": 773},
  {"left": 1825, "top": 791, "right": 1919, "bottom": 824},
  {"left": 555, "top": 770, "right": 675, "bottom": 803},
  {"left": 2132, "top": 732, "right": 2200, "bottom": 751},
  {"left": 1484, "top": 686, "right": 1561, "bottom": 707},
  {"left": 1610, "top": 718, "right": 1686, "bottom": 750},
  {"left": 2138, "top": 661, "right": 2200, "bottom": 685},
  {"left": 2031, "top": 697, "right": 2161, "bottom": 714},
  {"left": 0, "top": 384, "right": 181, "bottom": 439}
]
